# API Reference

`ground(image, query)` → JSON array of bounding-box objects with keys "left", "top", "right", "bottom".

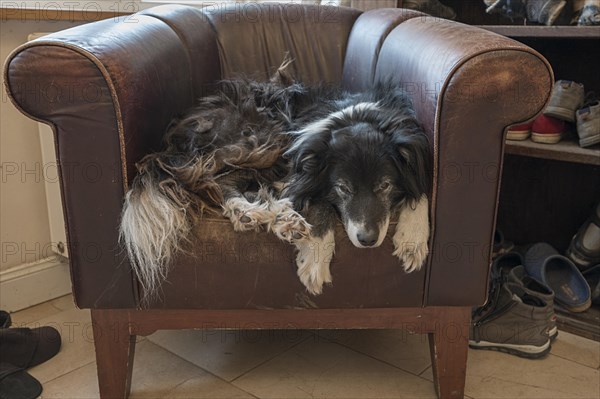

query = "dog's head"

[{"left": 286, "top": 99, "right": 431, "bottom": 248}]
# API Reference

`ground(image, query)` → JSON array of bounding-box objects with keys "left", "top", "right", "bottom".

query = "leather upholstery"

[{"left": 3, "top": 5, "right": 552, "bottom": 309}]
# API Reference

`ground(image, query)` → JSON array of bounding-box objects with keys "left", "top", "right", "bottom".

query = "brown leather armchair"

[{"left": 4, "top": 4, "right": 552, "bottom": 398}]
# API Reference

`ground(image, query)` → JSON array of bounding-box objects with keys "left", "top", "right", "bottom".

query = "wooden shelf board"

[
  {"left": 556, "top": 305, "right": 600, "bottom": 342},
  {"left": 479, "top": 25, "right": 600, "bottom": 38},
  {"left": 505, "top": 138, "right": 600, "bottom": 166}
]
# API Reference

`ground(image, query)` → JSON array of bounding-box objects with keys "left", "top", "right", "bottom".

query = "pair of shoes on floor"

[
  {"left": 567, "top": 202, "right": 600, "bottom": 305},
  {"left": 485, "top": 0, "right": 567, "bottom": 25},
  {"left": 0, "top": 311, "right": 62, "bottom": 399},
  {"left": 470, "top": 241, "right": 594, "bottom": 359},
  {"left": 544, "top": 80, "right": 599, "bottom": 147},
  {"left": 572, "top": 0, "right": 600, "bottom": 25},
  {"left": 470, "top": 250, "right": 557, "bottom": 359}
]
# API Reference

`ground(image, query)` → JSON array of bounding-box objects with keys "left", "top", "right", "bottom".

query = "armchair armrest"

[
  {"left": 3, "top": 5, "right": 220, "bottom": 308},
  {"left": 344, "top": 10, "right": 553, "bottom": 305}
]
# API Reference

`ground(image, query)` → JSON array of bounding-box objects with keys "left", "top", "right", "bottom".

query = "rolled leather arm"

[
  {"left": 344, "top": 11, "right": 553, "bottom": 305},
  {"left": 3, "top": 5, "right": 220, "bottom": 308}
]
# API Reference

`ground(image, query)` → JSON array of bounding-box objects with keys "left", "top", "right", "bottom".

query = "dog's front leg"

[
  {"left": 393, "top": 195, "right": 430, "bottom": 273},
  {"left": 220, "top": 172, "right": 275, "bottom": 232},
  {"left": 293, "top": 202, "right": 337, "bottom": 295}
]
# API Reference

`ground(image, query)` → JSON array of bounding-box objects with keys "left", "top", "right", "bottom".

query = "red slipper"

[
  {"left": 507, "top": 121, "right": 533, "bottom": 141},
  {"left": 531, "top": 114, "right": 566, "bottom": 144}
]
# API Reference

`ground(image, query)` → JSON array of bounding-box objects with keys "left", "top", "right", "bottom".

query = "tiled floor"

[{"left": 8, "top": 295, "right": 600, "bottom": 399}]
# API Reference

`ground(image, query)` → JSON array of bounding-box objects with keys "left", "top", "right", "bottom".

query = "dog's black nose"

[{"left": 357, "top": 231, "right": 378, "bottom": 247}]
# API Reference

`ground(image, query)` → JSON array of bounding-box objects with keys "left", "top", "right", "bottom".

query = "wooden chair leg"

[
  {"left": 91, "top": 310, "right": 136, "bottom": 399},
  {"left": 428, "top": 307, "right": 470, "bottom": 399}
]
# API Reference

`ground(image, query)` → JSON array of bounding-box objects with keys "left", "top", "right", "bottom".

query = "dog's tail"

[{"left": 120, "top": 153, "right": 221, "bottom": 302}]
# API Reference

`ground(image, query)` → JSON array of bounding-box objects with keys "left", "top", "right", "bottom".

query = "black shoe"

[
  {"left": 0, "top": 326, "right": 61, "bottom": 369},
  {"left": 0, "top": 311, "right": 10, "bottom": 329},
  {"left": 0, "top": 363, "right": 42, "bottom": 399}
]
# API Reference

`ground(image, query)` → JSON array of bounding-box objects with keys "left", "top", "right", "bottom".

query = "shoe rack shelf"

[
  {"left": 479, "top": 25, "right": 600, "bottom": 38},
  {"left": 505, "top": 138, "right": 600, "bottom": 166},
  {"left": 446, "top": 0, "right": 600, "bottom": 340}
]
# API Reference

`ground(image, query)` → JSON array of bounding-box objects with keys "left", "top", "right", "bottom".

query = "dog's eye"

[
  {"left": 335, "top": 184, "right": 352, "bottom": 196},
  {"left": 378, "top": 181, "right": 391, "bottom": 192}
]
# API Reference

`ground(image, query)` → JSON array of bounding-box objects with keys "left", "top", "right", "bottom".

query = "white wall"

[{"left": 1, "top": 19, "right": 87, "bottom": 310}]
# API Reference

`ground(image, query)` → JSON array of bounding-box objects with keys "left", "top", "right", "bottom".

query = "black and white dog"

[{"left": 120, "top": 66, "right": 432, "bottom": 298}]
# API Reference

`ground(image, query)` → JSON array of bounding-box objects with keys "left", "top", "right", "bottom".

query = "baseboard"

[{"left": 0, "top": 256, "right": 71, "bottom": 312}]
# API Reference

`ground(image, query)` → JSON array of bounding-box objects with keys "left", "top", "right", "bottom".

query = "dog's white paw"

[
  {"left": 269, "top": 200, "right": 312, "bottom": 243},
  {"left": 393, "top": 239, "right": 428, "bottom": 273},
  {"left": 295, "top": 230, "right": 335, "bottom": 295},
  {"left": 393, "top": 195, "right": 430, "bottom": 273},
  {"left": 223, "top": 198, "right": 273, "bottom": 232}
]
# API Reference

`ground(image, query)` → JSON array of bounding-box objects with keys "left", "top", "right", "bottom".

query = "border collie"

[{"left": 120, "top": 64, "right": 432, "bottom": 299}]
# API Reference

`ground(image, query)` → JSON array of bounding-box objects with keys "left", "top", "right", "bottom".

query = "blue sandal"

[{"left": 525, "top": 243, "right": 591, "bottom": 313}]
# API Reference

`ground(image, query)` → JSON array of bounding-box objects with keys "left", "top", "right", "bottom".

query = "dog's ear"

[
  {"left": 390, "top": 130, "right": 432, "bottom": 201},
  {"left": 284, "top": 130, "right": 332, "bottom": 209}
]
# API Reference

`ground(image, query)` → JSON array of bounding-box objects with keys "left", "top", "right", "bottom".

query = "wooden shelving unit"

[
  {"left": 443, "top": 0, "right": 600, "bottom": 341},
  {"left": 505, "top": 138, "right": 600, "bottom": 166}
]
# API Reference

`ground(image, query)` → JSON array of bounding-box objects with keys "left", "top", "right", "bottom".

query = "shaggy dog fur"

[{"left": 120, "top": 64, "right": 432, "bottom": 299}]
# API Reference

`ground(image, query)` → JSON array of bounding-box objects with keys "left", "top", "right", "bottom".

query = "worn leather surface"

[
  {"left": 203, "top": 3, "right": 360, "bottom": 83},
  {"left": 371, "top": 17, "right": 553, "bottom": 305},
  {"left": 3, "top": 5, "right": 552, "bottom": 309},
  {"left": 150, "top": 220, "right": 425, "bottom": 309},
  {"left": 343, "top": 7, "right": 423, "bottom": 92}
]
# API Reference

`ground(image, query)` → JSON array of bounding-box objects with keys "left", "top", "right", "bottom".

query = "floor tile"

[
  {"left": 28, "top": 308, "right": 95, "bottom": 383},
  {"left": 9, "top": 300, "right": 63, "bottom": 326},
  {"left": 50, "top": 294, "right": 76, "bottom": 312},
  {"left": 129, "top": 341, "right": 247, "bottom": 399},
  {"left": 147, "top": 329, "right": 309, "bottom": 381},
  {"left": 421, "top": 348, "right": 600, "bottom": 399},
  {"left": 551, "top": 331, "right": 600, "bottom": 369},
  {"left": 39, "top": 361, "right": 98, "bottom": 399},
  {"left": 164, "top": 376, "right": 253, "bottom": 399},
  {"left": 316, "top": 329, "right": 431, "bottom": 375},
  {"left": 232, "top": 339, "right": 436, "bottom": 399},
  {"left": 40, "top": 340, "right": 253, "bottom": 399}
]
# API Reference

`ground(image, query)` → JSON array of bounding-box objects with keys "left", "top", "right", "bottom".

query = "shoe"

[
  {"left": 493, "top": 229, "right": 515, "bottom": 257},
  {"left": 403, "top": 0, "right": 457, "bottom": 19},
  {"left": 582, "top": 264, "right": 600, "bottom": 305},
  {"left": 531, "top": 114, "right": 565, "bottom": 144},
  {"left": 567, "top": 202, "right": 600, "bottom": 269},
  {"left": 572, "top": 0, "right": 600, "bottom": 25},
  {"left": 491, "top": 251, "right": 524, "bottom": 279},
  {"left": 0, "top": 311, "right": 10, "bottom": 329},
  {"left": 507, "top": 266, "right": 558, "bottom": 341},
  {"left": 506, "top": 121, "right": 533, "bottom": 141},
  {"left": 486, "top": 0, "right": 527, "bottom": 20},
  {"left": 0, "top": 326, "right": 61, "bottom": 369},
  {"left": 576, "top": 101, "right": 600, "bottom": 148},
  {"left": 0, "top": 363, "right": 42, "bottom": 399},
  {"left": 544, "top": 80, "right": 585, "bottom": 122},
  {"left": 470, "top": 281, "right": 551, "bottom": 358},
  {"left": 491, "top": 253, "right": 558, "bottom": 341},
  {"left": 525, "top": 243, "right": 592, "bottom": 313},
  {"left": 527, "top": 0, "right": 567, "bottom": 25}
]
